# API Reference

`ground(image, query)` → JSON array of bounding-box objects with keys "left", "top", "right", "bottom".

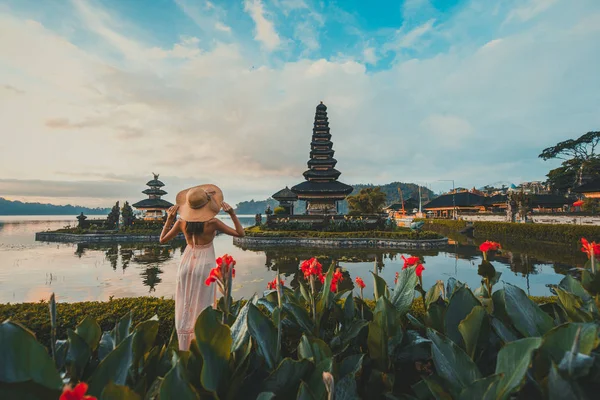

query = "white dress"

[{"left": 175, "top": 241, "right": 216, "bottom": 351}]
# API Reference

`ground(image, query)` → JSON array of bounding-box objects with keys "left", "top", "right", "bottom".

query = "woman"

[{"left": 159, "top": 184, "right": 244, "bottom": 350}]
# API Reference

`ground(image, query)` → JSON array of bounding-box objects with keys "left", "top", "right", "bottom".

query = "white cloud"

[
  {"left": 215, "top": 21, "right": 232, "bottom": 33},
  {"left": 243, "top": 0, "right": 281, "bottom": 51},
  {"left": 386, "top": 18, "right": 436, "bottom": 52},
  {"left": 362, "top": 47, "right": 378, "bottom": 65},
  {"left": 505, "top": 0, "right": 560, "bottom": 23}
]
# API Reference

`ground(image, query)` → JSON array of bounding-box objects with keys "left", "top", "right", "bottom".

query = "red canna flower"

[
  {"left": 205, "top": 254, "right": 236, "bottom": 291},
  {"left": 318, "top": 273, "right": 325, "bottom": 284},
  {"left": 267, "top": 278, "right": 284, "bottom": 290},
  {"left": 300, "top": 257, "right": 323, "bottom": 280},
  {"left": 330, "top": 268, "right": 343, "bottom": 292},
  {"left": 402, "top": 255, "right": 420, "bottom": 270},
  {"left": 415, "top": 264, "right": 425, "bottom": 278},
  {"left": 60, "top": 383, "right": 96, "bottom": 400},
  {"left": 355, "top": 276, "right": 366, "bottom": 289},
  {"left": 581, "top": 238, "right": 600, "bottom": 258},
  {"left": 479, "top": 241, "right": 501, "bottom": 253},
  {"left": 394, "top": 271, "right": 400, "bottom": 284}
]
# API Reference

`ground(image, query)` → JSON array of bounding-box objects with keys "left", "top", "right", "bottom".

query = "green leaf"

[
  {"left": 307, "top": 357, "right": 334, "bottom": 400},
  {"left": 66, "top": 329, "right": 91, "bottom": 379},
  {"left": 299, "top": 280, "right": 312, "bottom": 305},
  {"left": 335, "top": 374, "right": 361, "bottom": 400},
  {"left": 230, "top": 295, "right": 254, "bottom": 353},
  {"left": 320, "top": 265, "right": 336, "bottom": 311},
  {"left": 406, "top": 313, "right": 425, "bottom": 330},
  {"left": 132, "top": 320, "right": 159, "bottom": 372},
  {"left": 458, "top": 306, "right": 487, "bottom": 359},
  {"left": 504, "top": 283, "right": 554, "bottom": 337},
  {"left": 283, "top": 302, "right": 315, "bottom": 335},
  {"left": 555, "top": 288, "right": 593, "bottom": 322},
  {"left": 98, "top": 332, "right": 115, "bottom": 361},
  {"left": 490, "top": 317, "right": 518, "bottom": 344},
  {"left": 494, "top": 337, "right": 542, "bottom": 400},
  {"left": 425, "top": 303, "right": 446, "bottom": 333},
  {"left": 371, "top": 271, "right": 390, "bottom": 301},
  {"left": 159, "top": 358, "right": 200, "bottom": 400},
  {"left": 390, "top": 268, "right": 418, "bottom": 315},
  {"left": 100, "top": 381, "right": 142, "bottom": 400},
  {"left": 425, "top": 281, "right": 445, "bottom": 309},
  {"left": 541, "top": 323, "right": 599, "bottom": 365},
  {"left": 423, "top": 376, "right": 453, "bottom": 400},
  {"left": 368, "top": 297, "right": 400, "bottom": 371},
  {"left": 298, "top": 335, "right": 332, "bottom": 364},
  {"left": 296, "top": 382, "right": 316, "bottom": 400},
  {"left": 458, "top": 374, "right": 503, "bottom": 400},
  {"left": 343, "top": 292, "right": 356, "bottom": 322},
  {"left": 427, "top": 328, "right": 481, "bottom": 397},
  {"left": 247, "top": 303, "right": 278, "bottom": 370},
  {"left": 548, "top": 363, "right": 581, "bottom": 400},
  {"left": 75, "top": 316, "right": 102, "bottom": 352},
  {"left": 558, "top": 275, "right": 591, "bottom": 302},
  {"left": 0, "top": 321, "right": 62, "bottom": 390},
  {"left": 262, "top": 358, "right": 312, "bottom": 397},
  {"left": 331, "top": 320, "right": 368, "bottom": 350},
  {"left": 444, "top": 287, "right": 480, "bottom": 347},
  {"left": 194, "top": 306, "right": 232, "bottom": 395},
  {"left": 581, "top": 269, "right": 600, "bottom": 295},
  {"left": 112, "top": 312, "right": 132, "bottom": 346},
  {"left": 339, "top": 354, "right": 364, "bottom": 379},
  {"left": 88, "top": 332, "right": 134, "bottom": 397}
]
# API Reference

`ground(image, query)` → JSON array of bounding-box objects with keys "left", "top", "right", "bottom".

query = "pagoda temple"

[
  {"left": 272, "top": 186, "right": 298, "bottom": 215},
  {"left": 132, "top": 173, "right": 173, "bottom": 221},
  {"left": 291, "top": 102, "right": 353, "bottom": 215}
]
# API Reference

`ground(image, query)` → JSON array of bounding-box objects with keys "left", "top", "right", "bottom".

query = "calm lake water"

[{"left": 0, "top": 216, "right": 584, "bottom": 303}]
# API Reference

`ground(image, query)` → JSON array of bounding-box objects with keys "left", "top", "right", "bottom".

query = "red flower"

[
  {"left": 300, "top": 257, "right": 323, "bottom": 280},
  {"left": 479, "top": 241, "right": 501, "bottom": 253},
  {"left": 355, "top": 276, "right": 365, "bottom": 289},
  {"left": 267, "top": 278, "right": 284, "bottom": 290},
  {"left": 394, "top": 271, "right": 399, "bottom": 284},
  {"left": 581, "top": 238, "right": 600, "bottom": 258},
  {"left": 330, "top": 268, "right": 343, "bottom": 292},
  {"left": 402, "top": 255, "right": 420, "bottom": 270},
  {"left": 206, "top": 254, "right": 236, "bottom": 288},
  {"left": 318, "top": 273, "right": 325, "bottom": 284},
  {"left": 573, "top": 200, "right": 584, "bottom": 207},
  {"left": 60, "top": 383, "right": 96, "bottom": 400},
  {"left": 415, "top": 264, "right": 425, "bottom": 278}
]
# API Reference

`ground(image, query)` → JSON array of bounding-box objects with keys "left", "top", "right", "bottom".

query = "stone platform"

[{"left": 233, "top": 236, "right": 448, "bottom": 249}]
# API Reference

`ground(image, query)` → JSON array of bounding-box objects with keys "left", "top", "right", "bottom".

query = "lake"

[{"left": 0, "top": 215, "right": 583, "bottom": 303}]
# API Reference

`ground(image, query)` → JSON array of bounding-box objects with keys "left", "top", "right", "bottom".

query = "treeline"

[
  {"left": 0, "top": 197, "right": 110, "bottom": 216},
  {"left": 234, "top": 182, "right": 435, "bottom": 215}
]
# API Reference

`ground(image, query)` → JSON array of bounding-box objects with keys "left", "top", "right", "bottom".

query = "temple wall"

[
  {"left": 458, "top": 214, "right": 600, "bottom": 225},
  {"left": 233, "top": 236, "right": 448, "bottom": 249}
]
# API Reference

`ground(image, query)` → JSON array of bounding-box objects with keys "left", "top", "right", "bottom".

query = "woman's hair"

[{"left": 185, "top": 221, "right": 205, "bottom": 235}]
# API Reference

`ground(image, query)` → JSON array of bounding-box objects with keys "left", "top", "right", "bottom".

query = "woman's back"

[{"left": 181, "top": 219, "right": 217, "bottom": 246}]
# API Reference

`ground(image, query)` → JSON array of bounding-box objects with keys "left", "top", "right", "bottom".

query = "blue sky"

[{"left": 0, "top": 0, "right": 599, "bottom": 206}]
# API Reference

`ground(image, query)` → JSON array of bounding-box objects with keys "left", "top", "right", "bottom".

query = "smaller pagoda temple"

[
  {"left": 272, "top": 186, "right": 298, "bottom": 215},
  {"left": 291, "top": 102, "right": 353, "bottom": 215},
  {"left": 132, "top": 173, "right": 173, "bottom": 221}
]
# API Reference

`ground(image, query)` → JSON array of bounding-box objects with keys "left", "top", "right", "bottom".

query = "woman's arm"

[
  {"left": 159, "top": 206, "right": 182, "bottom": 243},
  {"left": 214, "top": 202, "right": 245, "bottom": 237}
]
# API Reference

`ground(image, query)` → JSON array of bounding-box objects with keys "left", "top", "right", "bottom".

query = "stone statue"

[
  {"left": 255, "top": 213, "right": 262, "bottom": 226},
  {"left": 152, "top": 172, "right": 159, "bottom": 180}
]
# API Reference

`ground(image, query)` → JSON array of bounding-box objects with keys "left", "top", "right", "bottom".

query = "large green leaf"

[
  {"left": 555, "top": 288, "right": 593, "bottom": 322},
  {"left": 331, "top": 320, "right": 368, "bottom": 350},
  {"left": 339, "top": 354, "right": 364, "bottom": 379},
  {"left": 494, "top": 337, "right": 542, "bottom": 400},
  {"left": 423, "top": 376, "right": 453, "bottom": 400},
  {"left": 98, "top": 332, "right": 115, "bottom": 361},
  {"left": 247, "top": 303, "right": 278, "bottom": 370},
  {"left": 100, "top": 381, "right": 142, "bottom": 400},
  {"left": 76, "top": 316, "right": 102, "bottom": 352},
  {"left": 425, "top": 281, "right": 445, "bottom": 309},
  {"left": 548, "top": 363, "right": 581, "bottom": 400},
  {"left": 458, "top": 306, "right": 487, "bottom": 359},
  {"left": 540, "top": 323, "right": 599, "bottom": 365},
  {"left": 368, "top": 297, "right": 400, "bottom": 371},
  {"left": 335, "top": 374, "right": 361, "bottom": 400},
  {"left": 371, "top": 271, "right": 390, "bottom": 301},
  {"left": 307, "top": 357, "right": 334, "bottom": 400},
  {"left": 343, "top": 292, "right": 356, "bottom": 322},
  {"left": 132, "top": 319, "right": 159, "bottom": 372},
  {"left": 458, "top": 374, "right": 502, "bottom": 400},
  {"left": 504, "top": 283, "right": 554, "bottom": 337},
  {"left": 159, "top": 358, "right": 200, "bottom": 400},
  {"left": 194, "top": 306, "right": 232, "bottom": 395},
  {"left": 283, "top": 302, "right": 315, "bottom": 335},
  {"left": 88, "top": 332, "right": 134, "bottom": 397},
  {"left": 0, "top": 382, "right": 61, "bottom": 400},
  {"left": 319, "top": 266, "right": 336, "bottom": 311},
  {"left": 262, "top": 358, "right": 312, "bottom": 397},
  {"left": 230, "top": 295, "right": 255, "bottom": 353},
  {"left": 390, "top": 268, "right": 418, "bottom": 315},
  {"left": 112, "top": 312, "right": 132, "bottom": 346},
  {"left": 559, "top": 275, "right": 591, "bottom": 302},
  {"left": 444, "top": 287, "right": 480, "bottom": 347},
  {"left": 425, "top": 303, "right": 446, "bottom": 333},
  {"left": 0, "top": 321, "right": 62, "bottom": 390},
  {"left": 427, "top": 328, "right": 481, "bottom": 397},
  {"left": 490, "top": 317, "right": 518, "bottom": 344},
  {"left": 298, "top": 335, "right": 332, "bottom": 365},
  {"left": 66, "top": 329, "right": 92, "bottom": 379},
  {"left": 296, "top": 382, "right": 316, "bottom": 400}
]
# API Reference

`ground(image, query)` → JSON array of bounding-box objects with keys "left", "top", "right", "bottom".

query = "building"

[
  {"left": 423, "top": 191, "right": 484, "bottom": 218},
  {"left": 573, "top": 179, "right": 600, "bottom": 199},
  {"left": 272, "top": 186, "right": 298, "bottom": 215},
  {"left": 291, "top": 102, "right": 353, "bottom": 215},
  {"left": 132, "top": 173, "right": 174, "bottom": 221}
]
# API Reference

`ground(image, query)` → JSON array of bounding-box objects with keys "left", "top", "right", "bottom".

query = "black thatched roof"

[
  {"left": 529, "top": 194, "right": 570, "bottom": 207},
  {"left": 142, "top": 188, "right": 167, "bottom": 196},
  {"left": 272, "top": 187, "right": 298, "bottom": 201},
  {"left": 483, "top": 194, "right": 507, "bottom": 205},
  {"left": 146, "top": 179, "right": 165, "bottom": 188},
  {"left": 291, "top": 180, "right": 353, "bottom": 195},
  {"left": 303, "top": 168, "right": 342, "bottom": 180},
  {"left": 573, "top": 179, "right": 600, "bottom": 193},
  {"left": 308, "top": 158, "right": 337, "bottom": 167},
  {"left": 132, "top": 198, "right": 173, "bottom": 209},
  {"left": 424, "top": 192, "right": 484, "bottom": 209}
]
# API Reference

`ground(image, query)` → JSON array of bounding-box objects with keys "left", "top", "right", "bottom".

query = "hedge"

[
  {"left": 0, "top": 295, "right": 555, "bottom": 350},
  {"left": 244, "top": 226, "right": 443, "bottom": 240},
  {"left": 423, "top": 219, "right": 600, "bottom": 245}
]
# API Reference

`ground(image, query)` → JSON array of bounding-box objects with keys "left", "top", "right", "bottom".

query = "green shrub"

[
  {"left": 243, "top": 225, "right": 443, "bottom": 240},
  {"left": 273, "top": 206, "right": 287, "bottom": 215}
]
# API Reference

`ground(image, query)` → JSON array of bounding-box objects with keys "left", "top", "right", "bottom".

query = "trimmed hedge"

[
  {"left": 0, "top": 295, "right": 555, "bottom": 350},
  {"left": 423, "top": 219, "right": 600, "bottom": 245},
  {"left": 244, "top": 226, "right": 443, "bottom": 240}
]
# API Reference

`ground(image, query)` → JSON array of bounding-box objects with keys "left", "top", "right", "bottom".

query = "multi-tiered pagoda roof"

[
  {"left": 133, "top": 174, "right": 173, "bottom": 220},
  {"left": 291, "top": 102, "right": 353, "bottom": 214}
]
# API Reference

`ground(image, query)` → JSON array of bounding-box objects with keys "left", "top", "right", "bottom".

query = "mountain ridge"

[{"left": 0, "top": 197, "right": 110, "bottom": 216}]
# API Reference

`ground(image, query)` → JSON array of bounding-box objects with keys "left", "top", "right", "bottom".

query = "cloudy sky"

[{"left": 1, "top": 0, "right": 599, "bottom": 207}]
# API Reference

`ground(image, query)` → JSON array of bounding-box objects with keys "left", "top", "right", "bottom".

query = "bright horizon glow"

[{"left": 1, "top": 0, "right": 599, "bottom": 207}]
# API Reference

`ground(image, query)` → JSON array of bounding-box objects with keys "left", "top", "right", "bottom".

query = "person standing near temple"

[{"left": 159, "top": 184, "right": 244, "bottom": 351}]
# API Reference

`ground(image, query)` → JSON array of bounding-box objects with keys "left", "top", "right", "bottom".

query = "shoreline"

[
  {"left": 233, "top": 235, "right": 449, "bottom": 249},
  {"left": 35, "top": 231, "right": 183, "bottom": 243}
]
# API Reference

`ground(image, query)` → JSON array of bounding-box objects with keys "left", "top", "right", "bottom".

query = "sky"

[{"left": 0, "top": 0, "right": 599, "bottom": 207}]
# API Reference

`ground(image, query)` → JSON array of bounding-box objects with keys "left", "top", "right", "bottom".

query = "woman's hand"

[
  {"left": 222, "top": 202, "right": 235, "bottom": 215},
  {"left": 166, "top": 205, "right": 179, "bottom": 220}
]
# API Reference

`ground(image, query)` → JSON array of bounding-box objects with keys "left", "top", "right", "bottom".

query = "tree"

[
  {"left": 121, "top": 201, "right": 135, "bottom": 227},
  {"left": 106, "top": 201, "right": 120, "bottom": 229},
  {"left": 539, "top": 131, "right": 600, "bottom": 192},
  {"left": 346, "top": 187, "right": 387, "bottom": 214}
]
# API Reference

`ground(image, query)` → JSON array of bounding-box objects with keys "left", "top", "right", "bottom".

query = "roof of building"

[
  {"left": 303, "top": 168, "right": 342, "bottom": 180},
  {"left": 291, "top": 180, "right": 353, "bottom": 195},
  {"left": 423, "top": 192, "right": 484, "bottom": 209},
  {"left": 132, "top": 198, "right": 173, "bottom": 209},
  {"left": 272, "top": 186, "right": 298, "bottom": 201},
  {"left": 573, "top": 179, "right": 600, "bottom": 193},
  {"left": 142, "top": 188, "right": 168, "bottom": 196},
  {"left": 146, "top": 179, "right": 165, "bottom": 188},
  {"left": 528, "top": 194, "right": 570, "bottom": 207}
]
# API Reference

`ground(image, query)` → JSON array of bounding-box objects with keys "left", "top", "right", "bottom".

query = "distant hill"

[
  {"left": 0, "top": 197, "right": 110, "bottom": 216},
  {"left": 234, "top": 182, "right": 435, "bottom": 214}
]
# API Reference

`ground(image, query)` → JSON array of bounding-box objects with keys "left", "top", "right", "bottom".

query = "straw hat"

[{"left": 175, "top": 184, "right": 223, "bottom": 222}]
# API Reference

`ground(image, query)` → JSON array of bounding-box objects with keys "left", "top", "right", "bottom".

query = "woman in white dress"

[{"left": 159, "top": 184, "right": 244, "bottom": 351}]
